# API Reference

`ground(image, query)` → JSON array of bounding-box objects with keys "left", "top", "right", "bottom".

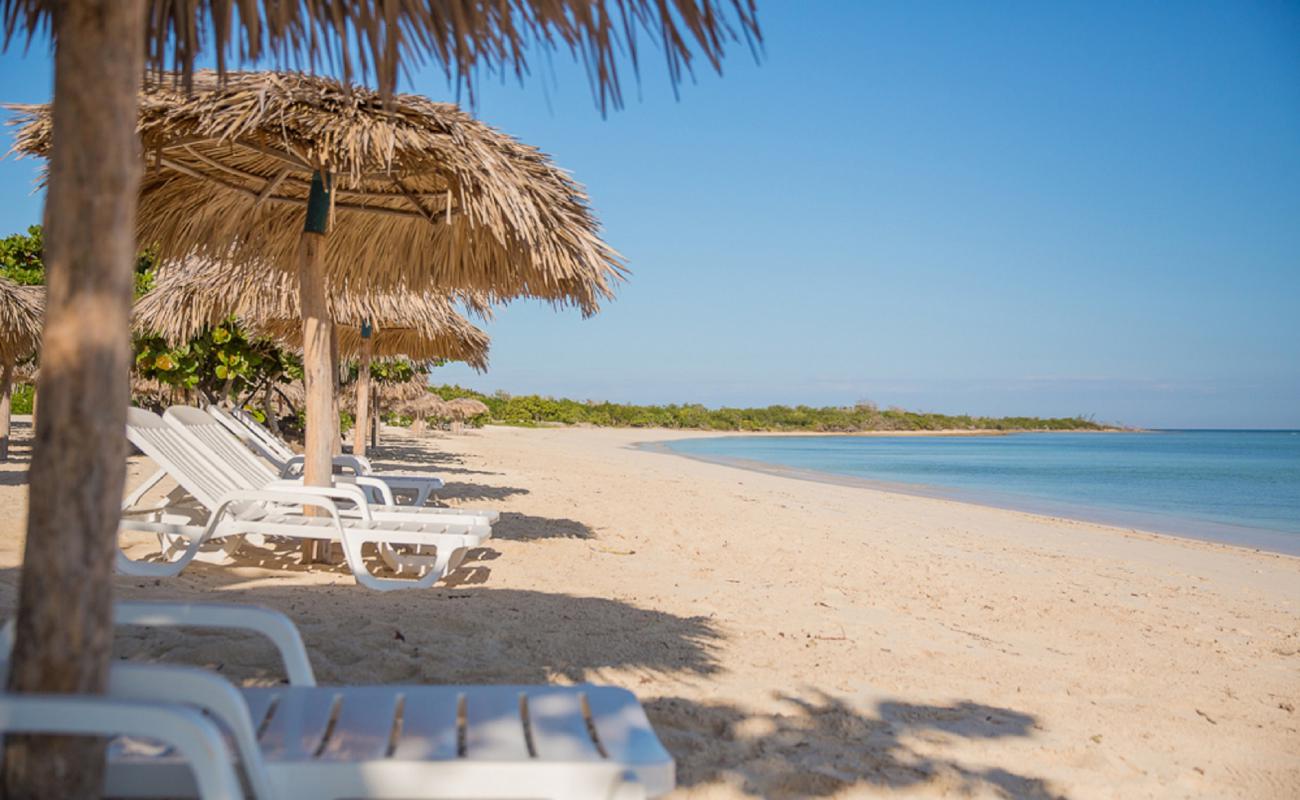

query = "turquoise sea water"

[{"left": 662, "top": 431, "right": 1300, "bottom": 555}]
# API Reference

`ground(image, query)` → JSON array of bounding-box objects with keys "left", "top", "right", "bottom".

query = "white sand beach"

[{"left": 0, "top": 417, "right": 1296, "bottom": 799}]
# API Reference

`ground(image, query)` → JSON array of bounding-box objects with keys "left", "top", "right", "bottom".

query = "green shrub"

[
  {"left": 425, "top": 385, "right": 1110, "bottom": 433},
  {"left": 10, "top": 385, "right": 34, "bottom": 415}
]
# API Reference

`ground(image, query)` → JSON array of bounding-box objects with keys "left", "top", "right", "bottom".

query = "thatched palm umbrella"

[
  {"left": 11, "top": 69, "right": 625, "bottom": 496},
  {"left": 395, "top": 393, "right": 455, "bottom": 435},
  {"left": 445, "top": 396, "right": 491, "bottom": 422},
  {"left": 1, "top": 3, "right": 758, "bottom": 792},
  {"left": 340, "top": 377, "right": 436, "bottom": 446},
  {"left": 0, "top": 279, "right": 43, "bottom": 461},
  {"left": 135, "top": 260, "right": 491, "bottom": 452},
  {"left": 135, "top": 259, "right": 491, "bottom": 456}
]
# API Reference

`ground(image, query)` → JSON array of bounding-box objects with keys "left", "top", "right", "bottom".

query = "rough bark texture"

[
  {"left": 0, "top": 358, "right": 13, "bottom": 463},
  {"left": 2, "top": 0, "right": 146, "bottom": 796},
  {"left": 353, "top": 336, "right": 373, "bottom": 458}
]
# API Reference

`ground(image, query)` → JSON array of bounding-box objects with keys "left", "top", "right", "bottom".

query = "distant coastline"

[{"left": 425, "top": 384, "right": 1125, "bottom": 434}]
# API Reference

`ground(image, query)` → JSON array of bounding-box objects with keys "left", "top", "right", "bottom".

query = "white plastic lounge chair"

[
  {"left": 211, "top": 404, "right": 448, "bottom": 508},
  {"left": 120, "top": 408, "right": 484, "bottom": 590},
  {"left": 0, "top": 601, "right": 676, "bottom": 799},
  {"left": 170, "top": 406, "right": 498, "bottom": 527},
  {"left": 0, "top": 693, "right": 245, "bottom": 799}
]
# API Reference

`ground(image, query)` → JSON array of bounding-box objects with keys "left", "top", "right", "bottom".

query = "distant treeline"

[{"left": 428, "top": 385, "right": 1111, "bottom": 432}]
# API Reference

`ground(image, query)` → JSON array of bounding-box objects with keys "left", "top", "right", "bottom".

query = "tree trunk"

[
  {"left": 0, "top": 357, "right": 13, "bottom": 463},
  {"left": 262, "top": 384, "right": 282, "bottom": 438},
  {"left": 2, "top": 1, "right": 146, "bottom": 796},
  {"left": 353, "top": 331, "right": 373, "bottom": 458}
]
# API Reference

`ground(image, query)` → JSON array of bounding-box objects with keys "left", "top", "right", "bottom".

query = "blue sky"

[{"left": 1, "top": 1, "right": 1297, "bottom": 428}]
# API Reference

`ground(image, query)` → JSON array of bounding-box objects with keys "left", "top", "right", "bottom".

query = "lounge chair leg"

[
  {"left": 342, "top": 539, "right": 451, "bottom": 591},
  {"left": 378, "top": 543, "right": 465, "bottom": 577},
  {"left": 160, "top": 532, "right": 242, "bottom": 564}
]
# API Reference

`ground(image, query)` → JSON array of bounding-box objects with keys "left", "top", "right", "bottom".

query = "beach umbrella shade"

[
  {"left": 445, "top": 396, "right": 491, "bottom": 422},
  {"left": 0, "top": 3, "right": 759, "bottom": 792},
  {"left": 135, "top": 258, "right": 491, "bottom": 456},
  {"left": 415, "top": 394, "right": 456, "bottom": 422},
  {"left": 12, "top": 68, "right": 626, "bottom": 499},
  {"left": 0, "top": 279, "right": 43, "bottom": 461},
  {"left": 340, "top": 376, "right": 434, "bottom": 447}
]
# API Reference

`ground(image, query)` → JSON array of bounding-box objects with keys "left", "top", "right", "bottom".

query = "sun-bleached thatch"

[
  {"left": 393, "top": 392, "right": 453, "bottom": 422},
  {"left": 339, "top": 376, "right": 427, "bottom": 414},
  {"left": 0, "top": 278, "right": 43, "bottom": 363},
  {"left": 134, "top": 260, "right": 490, "bottom": 370},
  {"left": 2, "top": 2, "right": 760, "bottom": 111},
  {"left": 10, "top": 70, "right": 629, "bottom": 313},
  {"left": 444, "top": 396, "right": 490, "bottom": 421}
]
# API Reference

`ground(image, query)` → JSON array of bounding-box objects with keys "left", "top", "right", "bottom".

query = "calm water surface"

[{"left": 663, "top": 431, "right": 1300, "bottom": 554}]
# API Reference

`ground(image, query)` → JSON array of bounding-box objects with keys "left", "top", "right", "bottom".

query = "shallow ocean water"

[{"left": 664, "top": 430, "right": 1300, "bottom": 554}]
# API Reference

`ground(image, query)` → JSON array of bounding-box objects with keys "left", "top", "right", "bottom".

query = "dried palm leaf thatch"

[
  {"left": 134, "top": 259, "right": 490, "bottom": 369},
  {"left": 10, "top": 69, "right": 627, "bottom": 312},
  {"left": 13, "top": 361, "right": 36, "bottom": 384},
  {"left": 3, "top": 1, "right": 760, "bottom": 110},
  {"left": 338, "top": 375, "right": 427, "bottom": 415},
  {"left": 0, "top": 278, "right": 43, "bottom": 363},
  {"left": 371, "top": 375, "right": 434, "bottom": 403},
  {"left": 394, "top": 392, "right": 453, "bottom": 421},
  {"left": 258, "top": 316, "right": 487, "bottom": 370},
  {"left": 277, "top": 379, "right": 307, "bottom": 409},
  {"left": 444, "top": 396, "right": 490, "bottom": 421}
]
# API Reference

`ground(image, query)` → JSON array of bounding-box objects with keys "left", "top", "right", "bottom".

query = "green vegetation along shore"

[{"left": 425, "top": 385, "right": 1114, "bottom": 433}]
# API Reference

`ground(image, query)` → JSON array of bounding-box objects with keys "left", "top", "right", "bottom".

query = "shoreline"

[{"left": 638, "top": 435, "right": 1300, "bottom": 559}]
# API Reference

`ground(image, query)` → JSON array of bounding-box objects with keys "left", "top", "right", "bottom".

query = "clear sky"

[{"left": 1, "top": 1, "right": 1297, "bottom": 428}]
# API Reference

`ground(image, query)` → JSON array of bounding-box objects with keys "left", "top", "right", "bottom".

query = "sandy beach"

[{"left": 0, "top": 417, "right": 1296, "bottom": 798}]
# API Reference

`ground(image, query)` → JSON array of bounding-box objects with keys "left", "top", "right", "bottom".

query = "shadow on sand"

[
  {"left": 90, "top": 579, "right": 726, "bottom": 687},
  {"left": 362, "top": 436, "right": 505, "bottom": 478},
  {"left": 0, "top": 551, "right": 1060, "bottom": 799},
  {"left": 650, "top": 690, "right": 1064, "bottom": 799}
]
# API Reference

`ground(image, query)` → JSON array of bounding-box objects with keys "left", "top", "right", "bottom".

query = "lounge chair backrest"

[
  {"left": 208, "top": 405, "right": 292, "bottom": 468},
  {"left": 126, "top": 408, "right": 260, "bottom": 520},
  {"left": 165, "top": 406, "right": 280, "bottom": 490},
  {"left": 230, "top": 406, "right": 297, "bottom": 463}
]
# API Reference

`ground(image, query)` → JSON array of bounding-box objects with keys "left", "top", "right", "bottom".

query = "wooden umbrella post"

[
  {"left": 330, "top": 321, "right": 342, "bottom": 457},
  {"left": 0, "top": 356, "right": 12, "bottom": 463},
  {"left": 298, "top": 171, "right": 334, "bottom": 562},
  {"left": 353, "top": 321, "right": 373, "bottom": 458}
]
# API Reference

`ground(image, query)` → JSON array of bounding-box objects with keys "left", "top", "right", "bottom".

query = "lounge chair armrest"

[
  {"left": 262, "top": 481, "right": 374, "bottom": 520},
  {"left": 374, "top": 474, "right": 444, "bottom": 490},
  {"left": 119, "top": 503, "right": 170, "bottom": 518},
  {"left": 216, "top": 488, "right": 353, "bottom": 523},
  {"left": 328, "top": 454, "right": 367, "bottom": 474},
  {"left": 342, "top": 453, "right": 373, "bottom": 472},
  {"left": 352, "top": 475, "right": 396, "bottom": 505},
  {"left": 113, "top": 602, "right": 317, "bottom": 686},
  {"left": 0, "top": 694, "right": 244, "bottom": 800},
  {"left": 278, "top": 454, "right": 370, "bottom": 477},
  {"left": 1, "top": 601, "right": 317, "bottom": 688}
]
